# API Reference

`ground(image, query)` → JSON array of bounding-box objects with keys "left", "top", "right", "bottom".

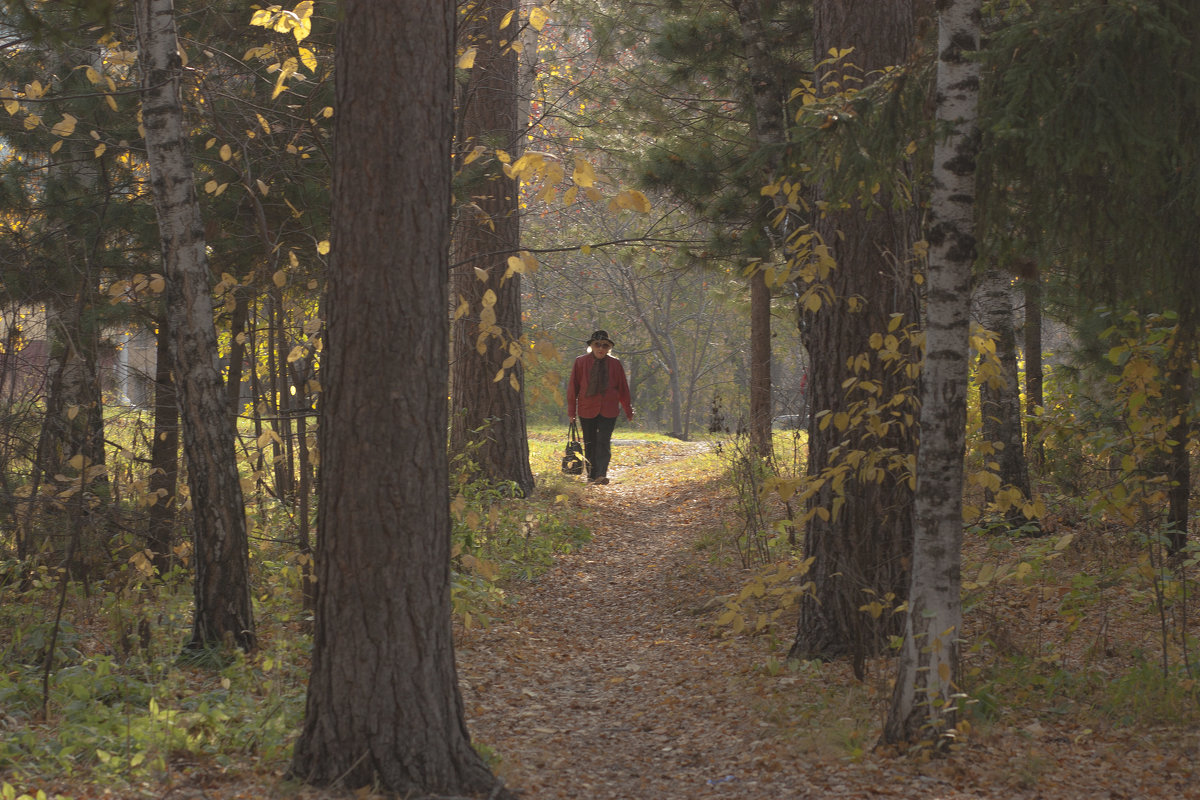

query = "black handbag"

[{"left": 561, "top": 420, "right": 585, "bottom": 475}]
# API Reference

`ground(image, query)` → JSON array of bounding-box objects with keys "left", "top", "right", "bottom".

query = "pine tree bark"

[
  {"left": 290, "top": 0, "right": 508, "bottom": 794},
  {"left": 884, "top": 0, "right": 980, "bottom": 746},
  {"left": 135, "top": 0, "right": 255, "bottom": 651},
  {"left": 449, "top": 0, "right": 534, "bottom": 496},
  {"left": 789, "top": 0, "right": 919, "bottom": 672},
  {"left": 977, "top": 267, "right": 1031, "bottom": 515}
]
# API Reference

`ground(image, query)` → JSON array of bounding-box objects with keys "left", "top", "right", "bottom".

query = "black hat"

[{"left": 587, "top": 330, "right": 613, "bottom": 345}]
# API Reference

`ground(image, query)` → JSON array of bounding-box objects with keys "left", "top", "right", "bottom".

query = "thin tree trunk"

[
  {"left": 226, "top": 285, "right": 251, "bottom": 419},
  {"left": 884, "top": 0, "right": 980, "bottom": 745},
  {"left": 291, "top": 0, "right": 508, "bottom": 794},
  {"left": 135, "top": 0, "right": 255, "bottom": 652},
  {"left": 735, "top": 0, "right": 785, "bottom": 459},
  {"left": 750, "top": 268, "right": 772, "bottom": 455},
  {"left": 147, "top": 314, "right": 179, "bottom": 575},
  {"left": 977, "top": 267, "right": 1032, "bottom": 517},
  {"left": 1021, "top": 267, "right": 1044, "bottom": 471},
  {"left": 1166, "top": 292, "right": 1195, "bottom": 556}
]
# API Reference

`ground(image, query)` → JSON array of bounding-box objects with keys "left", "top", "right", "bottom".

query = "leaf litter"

[{"left": 458, "top": 440, "right": 1200, "bottom": 799}]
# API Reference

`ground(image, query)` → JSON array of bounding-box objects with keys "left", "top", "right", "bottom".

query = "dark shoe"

[{"left": 597, "top": 477, "right": 609, "bottom": 485}]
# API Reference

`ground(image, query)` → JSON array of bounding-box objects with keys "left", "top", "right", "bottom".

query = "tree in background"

[
  {"left": 450, "top": 0, "right": 535, "bottom": 497},
  {"left": 975, "top": 266, "right": 1033, "bottom": 526},
  {"left": 290, "top": 0, "right": 507, "bottom": 793},
  {"left": 135, "top": 0, "right": 255, "bottom": 651},
  {"left": 981, "top": 0, "right": 1200, "bottom": 555}
]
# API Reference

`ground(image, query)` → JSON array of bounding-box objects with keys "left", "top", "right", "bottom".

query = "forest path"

[
  {"left": 457, "top": 440, "right": 829, "bottom": 799},
  {"left": 456, "top": 439, "right": 1198, "bottom": 800}
]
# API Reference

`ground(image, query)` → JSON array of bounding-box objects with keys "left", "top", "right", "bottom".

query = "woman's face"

[{"left": 590, "top": 341, "right": 612, "bottom": 358}]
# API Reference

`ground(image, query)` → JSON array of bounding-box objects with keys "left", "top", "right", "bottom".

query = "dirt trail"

[
  {"left": 456, "top": 441, "right": 1199, "bottom": 800},
  {"left": 457, "top": 441, "right": 821, "bottom": 799}
]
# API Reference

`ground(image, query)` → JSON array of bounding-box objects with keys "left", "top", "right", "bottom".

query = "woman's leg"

[
  {"left": 579, "top": 415, "right": 601, "bottom": 480},
  {"left": 594, "top": 415, "right": 617, "bottom": 478}
]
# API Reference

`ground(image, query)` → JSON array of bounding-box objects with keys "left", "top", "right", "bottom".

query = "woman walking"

[{"left": 567, "top": 330, "right": 634, "bottom": 485}]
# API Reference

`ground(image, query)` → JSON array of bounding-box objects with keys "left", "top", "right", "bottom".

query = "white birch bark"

[
  {"left": 883, "top": 0, "right": 981, "bottom": 746},
  {"left": 135, "top": 0, "right": 255, "bottom": 650}
]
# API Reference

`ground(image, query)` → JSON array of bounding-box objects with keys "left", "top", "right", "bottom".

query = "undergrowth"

[{"left": 0, "top": 435, "right": 593, "bottom": 794}]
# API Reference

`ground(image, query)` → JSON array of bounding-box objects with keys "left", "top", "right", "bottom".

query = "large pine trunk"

[
  {"left": 789, "top": 0, "right": 918, "bottom": 672},
  {"left": 448, "top": 0, "right": 534, "bottom": 496},
  {"left": 135, "top": 0, "right": 255, "bottom": 651},
  {"left": 885, "top": 0, "right": 980, "bottom": 745},
  {"left": 290, "top": 1, "right": 506, "bottom": 795}
]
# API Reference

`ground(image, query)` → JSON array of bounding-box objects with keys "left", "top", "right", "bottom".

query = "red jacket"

[{"left": 567, "top": 353, "right": 633, "bottom": 420}]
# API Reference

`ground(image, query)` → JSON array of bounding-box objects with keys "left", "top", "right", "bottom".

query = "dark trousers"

[{"left": 580, "top": 414, "right": 617, "bottom": 480}]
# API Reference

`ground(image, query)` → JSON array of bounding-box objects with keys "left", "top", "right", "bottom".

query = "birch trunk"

[
  {"left": 884, "top": 0, "right": 980, "bottom": 746},
  {"left": 135, "top": 0, "right": 255, "bottom": 651}
]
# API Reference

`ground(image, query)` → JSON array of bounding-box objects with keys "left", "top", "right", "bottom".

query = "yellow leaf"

[
  {"left": 509, "top": 374, "right": 520, "bottom": 391},
  {"left": 105, "top": 94, "right": 118, "bottom": 112},
  {"left": 316, "top": 240, "right": 330, "bottom": 255},
  {"left": 457, "top": 47, "right": 477, "bottom": 70},
  {"left": 50, "top": 140, "right": 62, "bottom": 154},
  {"left": 453, "top": 297, "right": 470, "bottom": 320},
  {"left": 298, "top": 46, "right": 317, "bottom": 72},
  {"left": 474, "top": 267, "right": 489, "bottom": 282},
  {"left": 938, "top": 662, "right": 951, "bottom": 682},
  {"left": 286, "top": 345, "right": 307, "bottom": 363},
  {"left": 481, "top": 289, "right": 498, "bottom": 307},
  {"left": 94, "top": 142, "right": 106, "bottom": 158},
  {"left": 214, "top": 182, "right": 228, "bottom": 196},
  {"left": 493, "top": 369, "right": 506, "bottom": 383},
  {"left": 51, "top": 114, "right": 77, "bottom": 137},
  {"left": 66, "top": 406, "right": 80, "bottom": 422},
  {"left": 500, "top": 9, "right": 516, "bottom": 28},
  {"left": 149, "top": 275, "right": 165, "bottom": 293},
  {"left": 612, "top": 188, "right": 651, "bottom": 213},
  {"left": 289, "top": 250, "right": 299, "bottom": 267},
  {"left": 219, "top": 143, "right": 232, "bottom": 161},
  {"left": 563, "top": 185, "right": 578, "bottom": 205},
  {"left": 204, "top": 179, "right": 219, "bottom": 194},
  {"left": 83, "top": 66, "right": 101, "bottom": 84},
  {"left": 529, "top": 6, "right": 550, "bottom": 30},
  {"left": 255, "top": 113, "right": 271, "bottom": 134},
  {"left": 273, "top": 270, "right": 287, "bottom": 287},
  {"left": 572, "top": 158, "right": 596, "bottom": 188},
  {"left": 256, "top": 179, "right": 269, "bottom": 196}
]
